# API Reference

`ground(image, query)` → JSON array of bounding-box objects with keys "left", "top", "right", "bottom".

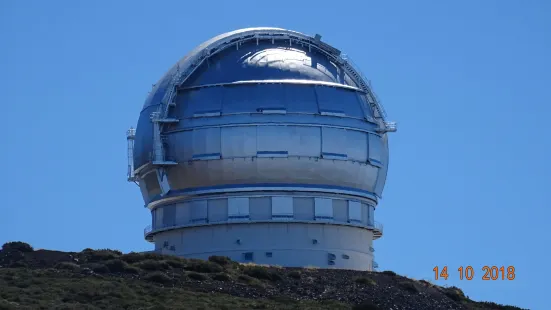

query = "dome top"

[{"left": 141, "top": 27, "right": 393, "bottom": 131}]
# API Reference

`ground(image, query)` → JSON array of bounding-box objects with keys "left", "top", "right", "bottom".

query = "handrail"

[{"left": 144, "top": 219, "right": 383, "bottom": 238}]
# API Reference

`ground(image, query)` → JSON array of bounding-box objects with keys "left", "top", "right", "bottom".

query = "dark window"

[
  {"left": 328, "top": 253, "right": 336, "bottom": 260},
  {"left": 342, "top": 254, "right": 350, "bottom": 259},
  {"left": 265, "top": 252, "right": 273, "bottom": 258},
  {"left": 243, "top": 252, "right": 253, "bottom": 261},
  {"left": 328, "top": 260, "right": 335, "bottom": 266}
]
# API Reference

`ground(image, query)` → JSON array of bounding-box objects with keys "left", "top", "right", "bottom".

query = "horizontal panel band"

[{"left": 146, "top": 183, "right": 377, "bottom": 209}]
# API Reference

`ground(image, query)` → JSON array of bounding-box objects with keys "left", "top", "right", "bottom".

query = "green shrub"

[
  {"left": 144, "top": 271, "right": 171, "bottom": 284},
  {"left": 288, "top": 270, "right": 301, "bottom": 279},
  {"left": 104, "top": 259, "right": 129, "bottom": 273},
  {"left": 443, "top": 286, "right": 465, "bottom": 302},
  {"left": 398, "top": 281, "right": 418, "bottom": 293},
  {"left": 2, "top": 241, "right": 34, "bottom": 253},
  {"left": 352, "top": 301, "right": 380, "bottom": 310},
  {"left": 11, "top": 261, "right": 28, "bottom": 268},
  {"left": 135, "top": 259, "right": 170, "bottom": 271},
  {"left": 238, "top": 274, "right": 256, "bottom": 284},
  {"left": 184, "top": 259, "right": 223, "bottom": 273},
  {"left": 83, "top": 249, "right": 121, "bottom": 262},
  {"left": 476, "top": 301, "right": 524, "bottom": 310},
  {"left": 104, "top": 259, "right": 139, "bottom": 274},
  {"left": 208, "top": 255, "right": 232, "bottom": 266},
  {"left": 83, "top": 263, "right": 109, "bottom": 274},
  {"left": 165, "top": 258, "right": 185, "bottom": 269},
  {"left": 55, "top": 262, "right": 80, "bottom": 271},
  {"left": 122, "top": 252, "right": 164, "bottom": 264},
  {"left": 187, "top": 272, "right": 208, "bottom": 281},
  {"left": 243, "top": 266, "right": 281, "bottom": 282},
  {"left": 381, "top": 270, "right": 397, "bottom": 276},
  {"left": 355, "top": 277, "right": 376, "bottom": 286},
  {"left": 211, "top": 273, "right": 231, "bottom": 281}
]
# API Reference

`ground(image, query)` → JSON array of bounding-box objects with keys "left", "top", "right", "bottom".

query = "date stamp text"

[{"left": 433, "top": 266, "right": 516, "bottom": 281}]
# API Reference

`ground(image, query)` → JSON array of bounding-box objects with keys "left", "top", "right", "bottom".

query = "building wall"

[
  {"left": 149, "top": 192, "right": 377, "bottom": 270},
  {"left": 155, "top": 223, "right": 374, "bottom": 270},
  {"left": 150, "top": 193, "right": 376, "bottom": 230}
]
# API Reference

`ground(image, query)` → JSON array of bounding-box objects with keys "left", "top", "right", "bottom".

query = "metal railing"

[
  {"left": 144, "top": 225, "right": 152, "bottom": 237},
  {"left": 374, "top": 221, "right": 384, "bottom": 233},
  {"left": 144, "top": 219, "right": 383, "bottom": 239}
]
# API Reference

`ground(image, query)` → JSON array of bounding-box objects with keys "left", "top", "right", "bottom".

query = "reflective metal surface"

[{"left": 130, "top": 27, "right": 395, "bottom": 271}]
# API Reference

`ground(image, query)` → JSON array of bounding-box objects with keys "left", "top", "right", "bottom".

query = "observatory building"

[{"left": 127, "top": 28, "right": 396, "bottom": 271}]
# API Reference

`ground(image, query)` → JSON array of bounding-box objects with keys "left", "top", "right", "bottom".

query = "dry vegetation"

[{"left": 0, "top": 242, "right": 525, "bottom": 310}]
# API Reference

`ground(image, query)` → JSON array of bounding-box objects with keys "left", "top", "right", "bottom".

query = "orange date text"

[{"left": 433, "top": 266, "right": 515, "bottom": 280}]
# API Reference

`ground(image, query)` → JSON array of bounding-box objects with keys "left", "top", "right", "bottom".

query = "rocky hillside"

[{"left": 0, "top": 242, "right": 524, "bottom": 310}]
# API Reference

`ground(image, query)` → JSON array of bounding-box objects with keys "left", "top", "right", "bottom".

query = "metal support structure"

[
  {"left": 126, "top": 127, "right": 137, "bottom": 182},
  {"left": 149, "top": 111, "right": 177, "bottom": 166}
]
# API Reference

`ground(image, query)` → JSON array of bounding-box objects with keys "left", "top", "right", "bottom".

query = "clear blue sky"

[{"left": 1, "top": 1, "right": 549, "bottom": 309}]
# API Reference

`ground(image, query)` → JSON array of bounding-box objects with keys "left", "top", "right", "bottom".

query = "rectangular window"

[
  {"left": 321, "top": 127, "right": 347, "bottom": 160},
  {"left": 191, "top": 200, "right": 208, "bottom": 223},
  {"left": 367, "top": 204, "right": 375, "bottom": 226},
  {"left": 314, "top": 198, "right": 333, "bottom": 221},
  {"left": 265, "top": 252, "right": 273, "bottom": 258},
  {"left": 286, "top": 126, "right": 321, "bottom": 157},
  {"left": 228, "top": 197, "right": 250, "bottom": 221},
  {"left": 272, "top": 196, "right": 293, "bottom": 219},
  {"left": 243, "top": 252, "right": 254, "bottom": 261},
  {"left": 221, "top": 126, "right": 257, "bottom": 158},
  {"left": 293, "top": 197, "right": 315, "bottom": 220},
  {"left": 177, "top": 87, "right": 222, "bottom": 118},
  {"left": 162, "top": 205, "right": 176, "bottom": 227},
  {"left": 346, "top": 131, "right": 368, "bottom": 162},
  {"left": 193, "top": 128, "right": 221, "bottom": 160},
  {"left": 207, "top": 199, "right": 228, "bottom": 223},
  {"left": 361, "top": 203, "right": 368, "bottom": 225},
  {"left": 249, "top": 197, "right": 272, "bottom": 221},
  {"left": 316, "top": 86, "right": 365, "bottom": 118},
  {"left": 222, "top": 86, "right": 259, "bottom": 113},
  {"left": 257, "top": 126, "right": 289, "bottom": 157},
  {"left": 284, "top": 85, "right": 318, "bottom": 113},
  {"left": 368, "top": 134, "right": 383, "bottom": 167},
  {"left": 348, "top": 201, "right": 362, "bottom": 224},
  {"left": 175, "top": 203, "right": 191, "bottom": 225},
  {"left": 332, "top": 199, "right": 348, "bottom": 222},
  {"left": 155, "top": 207, "right": 163, "bottom": 228}
]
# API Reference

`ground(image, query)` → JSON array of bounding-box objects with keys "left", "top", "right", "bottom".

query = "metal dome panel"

[{"left": 127, "top": 27, "right": 396, "bottom": 271}]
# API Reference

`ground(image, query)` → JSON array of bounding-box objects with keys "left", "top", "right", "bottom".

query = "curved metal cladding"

[{"left": 132, "top": 28, "right": 395, "bottom": 271}]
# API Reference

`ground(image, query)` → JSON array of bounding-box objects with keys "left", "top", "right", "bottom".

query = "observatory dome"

[{"left": 128, "top": 27, "right": 396, "bottom": 271}]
